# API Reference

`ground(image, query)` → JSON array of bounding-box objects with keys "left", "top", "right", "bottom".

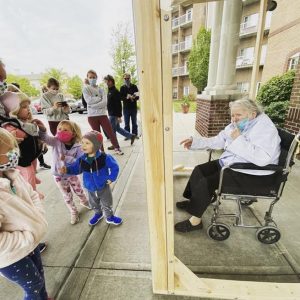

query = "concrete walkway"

[{"left": 0, "top": 113, "right": 299, "bottom": 300}]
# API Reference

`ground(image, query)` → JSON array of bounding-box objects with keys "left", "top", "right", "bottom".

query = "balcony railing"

[
  {"left": 236, "top": 55, "right": 265, "bottom": 68},
  {"left": 240, "top": 22, "right": 257, "bottom": 36},
  {"left": 240, "top": 12, "right": 272, "bottom": 37},
  {"left": 172, "top": 66, "right": 189, "bottom": 77},
  {"left": 172, "top": 10, "right": 192, "bottom": 29},
  {"left": 172, "top": 39, "right": 192, "bottom": 54}
]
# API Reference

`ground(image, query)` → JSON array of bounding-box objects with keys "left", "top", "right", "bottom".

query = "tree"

[
  {"left": 66, "top": 75, "right": 83, "bottom": 99},
  {"left": 188, "top": 27, "right": 211, "bottom": 92},
  {"left": 40, "top": 68, "right": 68, "bottom": 91},
  {"left": 256, "top": 70, "right": 295, "bottom": 126},
  {"left": 110, "top": 23, "right": 137, "bottom": 89},
  {"left": 6, "top": 74, "right": 39, "bottom": 97}
]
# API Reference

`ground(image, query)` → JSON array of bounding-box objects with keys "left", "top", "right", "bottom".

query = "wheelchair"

[{"left": 207, "top": 128, "right": 300, "bottom": 244}]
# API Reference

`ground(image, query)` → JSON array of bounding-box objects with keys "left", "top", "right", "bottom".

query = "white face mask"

[
  {"left": 0, "top": 149, "right": 19, "bottom": 171},
  {"left": 49, "top": 90, "right": 58, "bottom": 95},
  {"left": 88, "top": 78, "right": 97, "bottom": 86}
]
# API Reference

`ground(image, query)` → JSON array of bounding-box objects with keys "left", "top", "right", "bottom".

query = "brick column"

[
  {"left": 285, "top": 64, "right": 300, "bottom": 134},
  {"left": 195, "top": 95, "right": 234, "bottom": 137}
]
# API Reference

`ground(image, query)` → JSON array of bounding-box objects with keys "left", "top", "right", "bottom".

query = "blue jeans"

[
  {"left": 0, "top": 247, "right": 48, "bottom": 300},
  {"left": 123, "top": 108, "right": 138, "bottom": 135},
  {"left": 109, "top": 116, "right": 132, "bottom": 139}
]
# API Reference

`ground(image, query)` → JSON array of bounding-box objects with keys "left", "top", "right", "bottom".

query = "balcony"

[
  {"left": 172, "top": 10, "right": 192, "bottom": 30},
  {"left": 239, "top": 12, "right": 272, "bottom": 38},
  {"left": 172, "top": 66, "right": 189, "bottom": 77},
  {"left": 172, "top": 39, "right": 192, "bottom": 54},
  {"left": 236, "top": 55, "right": 265, "bottom": 69}
]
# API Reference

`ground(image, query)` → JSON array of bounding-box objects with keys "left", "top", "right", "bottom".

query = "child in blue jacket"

[{"left": 60, "top": 130, "right": 122, "bottom": 226}]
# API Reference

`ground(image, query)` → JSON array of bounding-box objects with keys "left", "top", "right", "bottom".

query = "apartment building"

[
  {"left": 262, "top": 0, "right": 300, "bottom": 82},
  {"left": 235, "top": 1, "right": 272, "bottom": 94},
  {"left": 171, "top": 3, "right": 208, "bottom": 100},
  {"left": 171, "top": 1, "right": 271, "bottom": 100}
]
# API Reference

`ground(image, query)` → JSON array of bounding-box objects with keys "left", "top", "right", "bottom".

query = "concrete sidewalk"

[{"left": 0, "top": 113, "right": 299, "bottom": 300}]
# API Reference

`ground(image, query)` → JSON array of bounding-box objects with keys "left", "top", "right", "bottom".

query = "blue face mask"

[
  {"left": 89, "top": 78, "right": 97, "bottom": 86},
  {"left": 236, "top": 118, "right": 249, "bottom": 132}
]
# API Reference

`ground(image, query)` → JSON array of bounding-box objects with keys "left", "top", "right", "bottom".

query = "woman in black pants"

[{"left": 175, "top": 99, "right": 281, "bottom": 233}]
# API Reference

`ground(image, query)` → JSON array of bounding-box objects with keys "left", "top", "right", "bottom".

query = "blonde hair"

[
  {"left": 0, "top": 128, "right": 19, "bottom": 151},
  {"left": 57, "top": 120, "right": 82, "bottom": 143}
]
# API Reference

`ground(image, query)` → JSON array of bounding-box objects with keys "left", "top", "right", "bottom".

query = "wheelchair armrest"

[{"left": 228, "top": 163, "right": 283, "bottom": 172}]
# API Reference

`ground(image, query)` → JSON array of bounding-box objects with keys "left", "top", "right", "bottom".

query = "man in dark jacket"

[
  {"left": 120, "top": 73, "right": 139, "bottom": 138},
  {"left": 104, "top": 75, "right": 136, "bottom": 149}
]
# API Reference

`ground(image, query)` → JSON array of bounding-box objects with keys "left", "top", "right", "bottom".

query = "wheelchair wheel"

[
  {"left": 207, "top": 223, "right": 230, "bottom": 241},
  {"left": 256, "top": 226, "right": 281, "bottom": 244}
]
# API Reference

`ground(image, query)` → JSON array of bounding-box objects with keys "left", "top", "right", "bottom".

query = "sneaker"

[
  {"left": 89, "top": 213, "right": 103, "bottom": 226},
  {"left": 106, "top": 215, "right": 123, "bottom": 225},
  {"left": 174, "top": 219, "right": 203, "bottom": 233},
  {"left": 124, "top": 137, "right": 130, "bottom": 141},
  {"left": 39, "top": 242, "right": 47, "bottom": 253},
  {"left": 114, "top": 149, "right": 124, "bottom": 155},
  {"left": 130, "top": 134, "right": 136, "bottom": 145},
  {"left": 107, "top": 145, "right": 114, "bottom": 150},
  {"left": 70, "top": 214, "right": 80, "bottom": 225},
  {"left": 40, "top": 163, "right": 51, "bottom": 169},
  {"left": 80, "top": 202, "right": 91, "bottom": 209}
]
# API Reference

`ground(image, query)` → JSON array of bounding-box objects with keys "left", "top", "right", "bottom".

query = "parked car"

[
  {"left": 65, "top": 98, "right": 78, "bottom": 113},
  {"left": 75, "top": 99, "right": 87, "bottom": 114},
  {"left": 31, "top": 99, "right": 42, "bottom": 114}
]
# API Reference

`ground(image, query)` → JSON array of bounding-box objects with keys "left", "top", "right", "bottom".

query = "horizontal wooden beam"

[{"left": 172, "top": 0, "right": 221, "bottom": 7}]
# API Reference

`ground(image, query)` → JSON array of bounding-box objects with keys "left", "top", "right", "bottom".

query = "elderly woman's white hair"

[{"left": 229, "top": 98, "right": 263, "bottom": 116}]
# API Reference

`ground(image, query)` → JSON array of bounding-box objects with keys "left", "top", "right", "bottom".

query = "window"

[
  {"left": 288, "top": 52, "right": 300, "bottom": 70},
  {"left": 183, "top": 86, "right": 189, "bottom": 96},
  {"left": 186, "top": 8, "right": 192, "bottom": 21},
  {"left": 173, "top": 87, "right": 178, "bottom": 99},
  {"left": 237, "top": 82, "right": 249, "bottom": 93},
  {"left": 255, "top": 82, "right": 261, "bottom": 96}
]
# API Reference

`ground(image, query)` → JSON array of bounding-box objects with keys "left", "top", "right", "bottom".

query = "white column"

[
  {"left": 203, "top": 1, "right": 224, "bottom": 93},
  {"left": 213, "top": 0, "right": 243, "bottom": 94}
]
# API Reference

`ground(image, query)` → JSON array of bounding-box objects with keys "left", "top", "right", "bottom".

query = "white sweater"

[
  {"left": 82, "top": 85, "right": 107, "bottom": 117},
  {"left": 0, "top": 170, "right": 47, "bottom": 268},
  {"left": 190, "top": 113, "right": 281, "bottom": 175}
]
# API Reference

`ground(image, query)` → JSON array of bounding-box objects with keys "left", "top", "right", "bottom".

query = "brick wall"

[
  {"left": 195, "top": 97, "right": 231, "bottom": 137},
  {"left": 285, "top": 64, "right": 300, "bottom": 134}
]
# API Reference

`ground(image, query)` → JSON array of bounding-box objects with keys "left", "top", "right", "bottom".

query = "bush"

[{"left": 256, "top": 70, "right": 295, "bottom": 126}]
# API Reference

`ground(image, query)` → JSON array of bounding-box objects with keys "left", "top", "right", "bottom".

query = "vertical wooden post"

[
  {"left": 132, "top": 0, "right": 173, "bottom": 294},
  {"left": 249, "top": 0, "right": 268, "bottom": 100}
]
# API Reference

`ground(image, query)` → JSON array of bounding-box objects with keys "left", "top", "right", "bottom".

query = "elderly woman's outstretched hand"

[{"left": 180, "top": 137, "right": 193, "bottom": 149}]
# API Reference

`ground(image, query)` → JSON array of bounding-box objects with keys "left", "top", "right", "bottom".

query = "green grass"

[{"left": 173, "top": 100, "right": 197, "bottom": 113}]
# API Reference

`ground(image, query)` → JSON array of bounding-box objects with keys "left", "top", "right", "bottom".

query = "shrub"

[{"left": 256, "top": 70, "right": 295, "bottom": 126}]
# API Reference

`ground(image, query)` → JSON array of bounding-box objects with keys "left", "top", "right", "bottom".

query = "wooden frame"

[{"left": 132, "top": 0, "right": 300, "bottom": 298}]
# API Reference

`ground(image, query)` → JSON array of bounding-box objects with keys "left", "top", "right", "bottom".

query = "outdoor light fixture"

[{"left": 267, "top": 0, "right": 277, "bottom": 11}]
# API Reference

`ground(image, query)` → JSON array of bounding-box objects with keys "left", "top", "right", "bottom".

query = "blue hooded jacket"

[{"left": 66, "top": 151, "right": 119, "bottom": 192}]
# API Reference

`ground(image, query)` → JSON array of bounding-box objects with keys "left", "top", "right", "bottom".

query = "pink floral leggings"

[{"left": 54, "top": 175, "right": 88, "bottom": 215}]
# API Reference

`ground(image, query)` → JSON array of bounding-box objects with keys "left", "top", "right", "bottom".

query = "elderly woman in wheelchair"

[{"left": 175, "top": 98, "right": 298, "bottom": 244}]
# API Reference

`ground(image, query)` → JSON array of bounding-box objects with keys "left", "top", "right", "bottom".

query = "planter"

[{"left": 181, "top": 103, "right": 190, "bottom": 114}]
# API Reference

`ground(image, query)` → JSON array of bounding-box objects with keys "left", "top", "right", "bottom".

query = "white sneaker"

[
  {"left": 114, "top": 149, "right": 124, "bottom": 155},
  {"left": 70, "top": 214, "right": 80, "bottom": 225}
]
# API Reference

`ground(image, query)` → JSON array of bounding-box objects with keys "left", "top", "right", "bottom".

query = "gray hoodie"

[{"left": 82, "top": 85, "right": 107, "bottom": 117}]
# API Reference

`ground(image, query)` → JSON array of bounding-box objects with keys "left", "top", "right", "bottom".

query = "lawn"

[{"left": 173, "top": 100, "right": 197, "bottom": 113}]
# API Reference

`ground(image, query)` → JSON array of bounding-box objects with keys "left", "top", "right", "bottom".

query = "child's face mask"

[
  {"left": 0, "top": 81, "right": 7, "bottom": 96},
  {"left": 0, "top": 149, "right": 19, "bottom": 171},
  {"left": 56, "top": 131, "right": 73, "bottom": 143}
]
